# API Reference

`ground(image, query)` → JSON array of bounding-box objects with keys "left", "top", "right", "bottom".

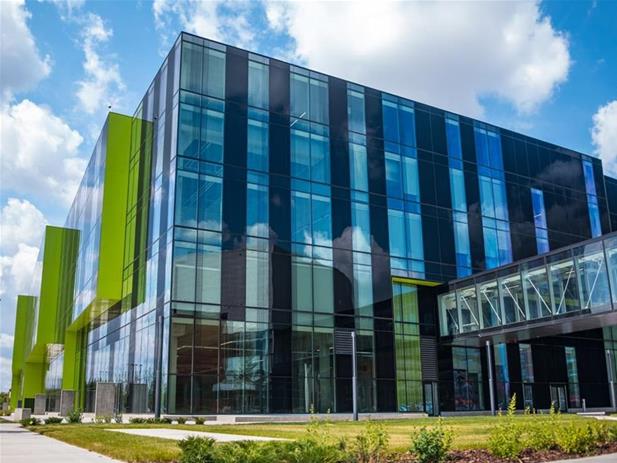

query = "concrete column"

[
  {"left": 59, "top": 390, "right": 75, "bottom": 416},
  {"left": 14, "top": 408, "right": 31, "bottom": 420},
  {"left": 33, "top": 394, "right": 46, "bottom": 415},
  {"left": 486, "top": 340, "right": 496, "bottom": 415},
  {"left": 94, "top": 382, "right": 116, "bottom": 417}
]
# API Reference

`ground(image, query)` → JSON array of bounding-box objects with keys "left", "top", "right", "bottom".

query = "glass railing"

[{"left": 439, "top": 232, "right": 617, "bottom": 336}]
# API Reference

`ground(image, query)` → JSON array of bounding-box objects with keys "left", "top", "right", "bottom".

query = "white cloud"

[
  {"left": 0, "top": 243, "right": 39, "bottom": 299},
  {"left": 0, "top": 0, "right": 51, "bottom": 102},
  {"left": 262, "top": 1, "right": 570, "bottom": 117},
  {"left": 0, "top": 354, "right": 11, "bottom": 392},
  {"left": 75, "top": 13, "right": 125, "bottom": 114},
  {"left": 0, "top": 333, "right": 14, "bottom": 350},
  {"left": 0, "top": 99, "right": 85, "bottom": 205},
  {"left": 153, "top": 0, "right": 258, "bottom": 51},
  {"left": 592, "top": 100, "right": 617, "bottom": 177},
  {"left": 0, "top": 198, "right": 47, "bottom": 255}
]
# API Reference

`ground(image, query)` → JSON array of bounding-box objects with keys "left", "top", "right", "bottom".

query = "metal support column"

[
  {"left": 154, "top": 314, "right": 164, "bottom": 418},
  {"left": 486, "top": 340, "right": 496, "bottom": 415},
  {"left": 606, "top": 349, "right": 616, "bottom": 411},
  {"left": 351, "top": 331, "right": 358, "bottom": 421}
]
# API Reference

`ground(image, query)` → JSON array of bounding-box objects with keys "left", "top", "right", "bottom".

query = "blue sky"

[{"left": 0, "top": 0, "right": 616, "bottom": 391}]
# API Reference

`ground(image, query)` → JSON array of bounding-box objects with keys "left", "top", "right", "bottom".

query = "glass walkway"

[{"left": 439, "top": 232, "right": 617, "bottom": 338}]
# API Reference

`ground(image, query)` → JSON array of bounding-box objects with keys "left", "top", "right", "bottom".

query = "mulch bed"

[{"left": 393, "top": 441, "right": 617, "bottom": 462}]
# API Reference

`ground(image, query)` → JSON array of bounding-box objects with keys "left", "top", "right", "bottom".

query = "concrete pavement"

[
  {"left": 0, "top": 422, "right": 122, "bottom": 463},
  {"left": 552, "top": 454, "right": 617, "bottom": 463}
]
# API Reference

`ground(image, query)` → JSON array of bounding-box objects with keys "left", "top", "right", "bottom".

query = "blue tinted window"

[
  {"left": 292, "top": 190, "right": 311, "bottom": 244},
  {"left": 582, "top": 159, "right": 598, "bottom": 196},
  {"left": 454, "top": 220, "right": 472, "bottom": 275},
  {"left": 399, "top": 106, "right": 416, "bottom": 147},
  {"left": 385, "top": 153, "right": 403, "bottom": 198},
  {"left": 349, "top": 143, "right": 368, "bottom": 192},
  {"left": 347, "top": 88, "right": 366, "bottom": 134},
  {"left": 474, "top": 128, "right": 490, "bottom": 167},
  {"left": 352, "top": 202, "right": 371, "bottom": 253},
  {"left": 383, "top": 101, "right": 399, "bottom": 144},
  {"left": 247, "top": 119, "right": 269, "bottom": 172},
  {"left": 200, "top": 109, "right": 224, "bottom": 163},
  {"left": 175, "top": 170, "right": 198, "bottom": 227},
  {"left": 483, "top": 227, "right": 499, "bottom": 269},
  {"left": 388, "top": 208, "right": 406, "bottom": 258},
  {"left": 310, "top": 134, "right": 330, "bottom": 183},
  {"left": 291, "top": 129, "right": 311, "bottom": 180},
  {"left": 479, "top": 176, "right": 495, "bottom": 218},
  {"left": 582, "top": 159, "right": 602, "bottom": 237},
  {"left": 204, "top": 49, "right": 226, "bottom": 99},
  {"left": 290, "top": 72, "right": 328, "bottom": 124},
  {"left": 178, "top": 103, "right": 200, "bottom": 157},
  {"left": 198, "top": 175, "right": 222, "bottom": 231},
  {"left": 290, "top": 73, "right": 309, "bottom": 121},
  {"left": 247, "top": 183, "right": 269, "bottom": 238},
  {"left": 312, "top": 194, "right": 332, "bottom": 246},
  {"left": 402, "top": 157, "right": 420, "bottom": 203},
  {"left": 450, "top": 169, "right": 467, "bottom": 212},
  {"left": 291, "top": 128, "right": 330, "bottom": 183},
  {"left": 310, "top": 79, "right": 329, "bottom": 125},
  {"left": 248, "top": 60, "right": 269, "bottom": 109},
  {"left": 445, "top": 117, "right": 462, "bottom": 159},
  {"left": 531, "top": 188, "right": 549, "bottom": 254},
  {"left": 405, "top": 212, "right": 424, "bottom": 261}
]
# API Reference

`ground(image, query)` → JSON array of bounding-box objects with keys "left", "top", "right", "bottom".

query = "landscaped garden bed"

[{"left": 22, "top": 398, "right": 617, "bottom": 463}]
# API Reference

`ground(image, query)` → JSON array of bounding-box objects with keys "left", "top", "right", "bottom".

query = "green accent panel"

[
  {"left": 67, "top": 112, "right": 132, "bottom": 330},
  {"left": 27, "top": 226, "right": 79, "bottom": 364},
  {"left": 122, "top": 113, "right": 153, "bottom": 311},
  {"left": 22, "top": 361, "right": 45, "bottom": 399},
  {"left": 61, "top": 328, "right": 87, "bottom": 400},
  {"left": 10, "top": 296, "right": 35, "bottom": 409},
  {"left": 97, "top": 113, "right": 132, "bottom": 303}
]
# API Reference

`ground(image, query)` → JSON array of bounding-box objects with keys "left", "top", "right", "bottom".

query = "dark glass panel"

[{"left": 430, "top": 113, "right": 447, "bottom": 155}]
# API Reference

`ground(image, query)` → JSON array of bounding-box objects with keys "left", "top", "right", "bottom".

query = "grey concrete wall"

[
  {"left": 59, "top": 390, "right": 75, "bottom": 416},
  {"left": 94, "top": 383, "right": 116, "bottom": 417},
  {"left": 33, "top": 394, "right": 46, "bottom": 415},
  {"left": 12, "top": 408, "right": 31, "bottom": 420}
]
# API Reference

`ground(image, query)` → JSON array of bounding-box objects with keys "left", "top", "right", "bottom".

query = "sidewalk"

[
  {"left": 0, "top": 422, "right": 122, "bottom": 463},
  {"left": 553, "top": 454, "right": 617, "bottom": 463}
]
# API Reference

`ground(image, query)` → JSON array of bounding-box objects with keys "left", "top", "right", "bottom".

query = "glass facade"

[{"left": 15, "top": 32, "right": 617, "bottom": 417}]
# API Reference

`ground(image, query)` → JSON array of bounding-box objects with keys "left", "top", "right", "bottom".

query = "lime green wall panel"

[
  {"left": 10, "top": 296, "right": 35, "bottom": 409},
  {"left": 97, "top": 112, "right": 132, "bottom": 302}
]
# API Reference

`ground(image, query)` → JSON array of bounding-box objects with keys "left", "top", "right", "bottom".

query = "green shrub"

[
  {"left": 177, "top": 416, "right": 187, "bottom": 424},
  {"left": 556, "top": 422, "right": 597, "bottom": 455},
  {"left": 113, "top": 413, "right": 123, "bottom": 424},
  {"left": 524, "top": 404, "right": 559, "bottom": 451},
  {"left": 66, "top": 409, "right": 82, "bottom": 424},
  {"left": 219, "top": 441, "right": 290, "bottom": 463},
  {"left": 194, "top": 416, "right": 205, "bottom": 425},
  {"left": 350, "top": 420, "right": 390, "bottom": 463},
  {"left": 19, "top": 417, "right": 41, "bottom": 426},
  {"left": 410, "top": 418, "right": 453, "bottom": 463},
  {"left": 179, "top": 436, "right": 218, "bottom": 463},
  {"left": 160, "top": 417, "right": 173, "bottom": 424},
  {"left": 44, "top": 416, "right": 63, "bottom": 425},
  {"left": 488, "top": 395, "right": 524, "bottom": 459},
  {"left": 129, "top": 417, "right": 146, "bottom": 424}
]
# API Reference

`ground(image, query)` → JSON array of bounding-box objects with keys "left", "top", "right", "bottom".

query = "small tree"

[{"left": 488, "top": 394, "right": 523, "bottom": 459}]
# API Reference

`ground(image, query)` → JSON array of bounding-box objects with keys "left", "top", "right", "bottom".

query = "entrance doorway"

[
  {"left": 423, "top": 382, "right": 439, "bottom": 416},
  {"left": 550, "top": 384, "right": 567, "bottom": 412}
]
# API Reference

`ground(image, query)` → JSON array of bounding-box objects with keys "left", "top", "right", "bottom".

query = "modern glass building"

[{"left": 10, "top": 32, "right": 617, "bottom": 416}]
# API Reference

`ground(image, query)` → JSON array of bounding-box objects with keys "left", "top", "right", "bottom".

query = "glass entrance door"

[
  {"left": 423, "top": 382, "right": 439, "bottom": 416},
  {"left": 550, "top": 384, "right": 567, "bottom": 412}
]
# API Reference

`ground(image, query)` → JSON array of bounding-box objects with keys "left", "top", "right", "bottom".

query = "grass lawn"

[{"left": 31, "top": 414, "right": 616, "bottom": 462}]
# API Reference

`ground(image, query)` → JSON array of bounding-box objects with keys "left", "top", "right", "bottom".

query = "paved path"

[
  {"left": 106, "top": 427, "right": 287, "bottom": 442},
  {"left": 552, "top": 454, "right": 617, "bottom": 463},
  {"left": 0, "top": 422, "right": 122, "bottom": 462}
]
